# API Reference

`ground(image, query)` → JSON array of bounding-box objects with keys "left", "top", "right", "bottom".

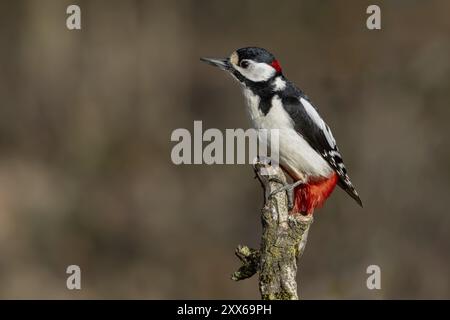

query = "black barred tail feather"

[{"left": 338, "top": 178, "right": 363, "bottom": 207}]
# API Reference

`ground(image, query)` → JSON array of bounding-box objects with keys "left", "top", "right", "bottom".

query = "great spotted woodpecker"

[{"left": 201, "top": 47, "right": 362, "bottom": 215}]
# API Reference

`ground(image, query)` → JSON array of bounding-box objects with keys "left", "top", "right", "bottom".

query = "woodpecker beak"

[{"left": 200, "top": 57, "right": 230, "bottom": 71}]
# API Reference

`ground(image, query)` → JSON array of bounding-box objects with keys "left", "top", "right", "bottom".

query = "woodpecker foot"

[{"left": 269, "top": 179, "right": 304, "bottom": 211}]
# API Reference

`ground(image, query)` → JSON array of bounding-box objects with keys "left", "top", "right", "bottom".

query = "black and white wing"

[{"left": 281, "top": 91, "right": 362, "bottom": 207}]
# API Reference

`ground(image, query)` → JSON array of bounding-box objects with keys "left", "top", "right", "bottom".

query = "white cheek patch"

[
  {"left": 272, "top": 76, "right": 286, "bottom": 91},
  {"left": 235, "top": 61, "right": 276, "bottom": 82}
]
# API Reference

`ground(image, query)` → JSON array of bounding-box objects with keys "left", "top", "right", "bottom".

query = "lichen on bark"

[{"left": 232, "top": 162, "right": 313, "bottom": 300}]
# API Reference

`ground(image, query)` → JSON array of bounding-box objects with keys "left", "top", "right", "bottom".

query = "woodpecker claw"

[{"left": 269, "top": 179, "right": 304, "bottom": 211}]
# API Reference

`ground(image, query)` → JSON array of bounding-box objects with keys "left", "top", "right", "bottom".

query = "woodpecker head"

[{"left": 201, "top": 47, "right": 283, "bottom": 85}]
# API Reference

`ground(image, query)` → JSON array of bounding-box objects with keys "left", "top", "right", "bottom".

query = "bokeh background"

[{"left": 0, "top": 0, "right": 449, "bottom": 299}]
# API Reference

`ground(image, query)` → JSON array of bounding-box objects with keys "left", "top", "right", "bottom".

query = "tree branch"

[{"left": 232, "top": 162, "right": 313, "bottom": 300}]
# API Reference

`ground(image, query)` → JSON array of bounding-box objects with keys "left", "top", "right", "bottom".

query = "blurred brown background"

[{"left": 0, "top": 0, "right": 449, "bottom": 299}]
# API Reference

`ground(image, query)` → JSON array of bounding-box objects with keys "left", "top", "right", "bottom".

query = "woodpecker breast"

[{"left": 241, "top": 87, "right": 334, "bottom": 180}]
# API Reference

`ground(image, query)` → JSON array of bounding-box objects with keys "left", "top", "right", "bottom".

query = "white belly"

[{"left": 242, "top": 89, "right": 333, "bottom": 180}]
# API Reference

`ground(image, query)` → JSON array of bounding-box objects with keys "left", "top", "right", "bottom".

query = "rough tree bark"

[{"left": 232, "top": 162, "right": 313, "bottom": 300}]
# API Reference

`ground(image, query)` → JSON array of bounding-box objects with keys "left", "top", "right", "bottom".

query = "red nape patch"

[
  {"left": 292, "top": 173, "right": 338, "bottom": 215},
  {"left": 271, "top": 60, "right": 282, "bottom": 73}
]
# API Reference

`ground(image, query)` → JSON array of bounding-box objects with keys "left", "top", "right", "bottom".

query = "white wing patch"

[{"left": 300, "top": 97, "right": 336, "bottom": 148}]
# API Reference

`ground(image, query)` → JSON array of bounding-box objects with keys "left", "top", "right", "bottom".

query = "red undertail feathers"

[{"left": 292, "top": 173, "right": 338, "bottom": 215}]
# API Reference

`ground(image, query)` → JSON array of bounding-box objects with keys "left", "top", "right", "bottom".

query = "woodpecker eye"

[{"left": 240, "top": 60, "right": 249, "bottom": 68}]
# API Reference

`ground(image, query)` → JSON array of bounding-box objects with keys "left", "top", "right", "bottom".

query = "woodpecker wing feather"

[{"left": 280, "top": 85, "right": 362, "bottom": 207}]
